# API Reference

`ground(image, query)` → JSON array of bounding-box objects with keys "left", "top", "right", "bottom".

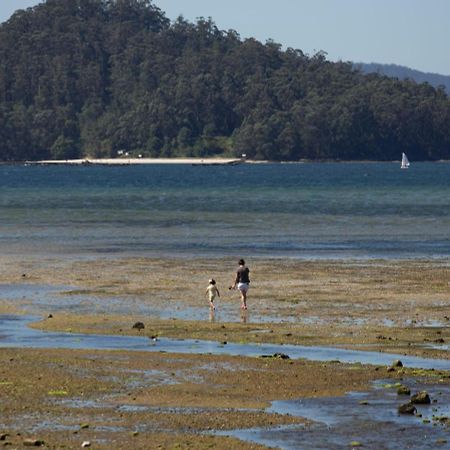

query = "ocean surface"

[{"left": 1, "top": 162, "right": 449, "bottom": 260}]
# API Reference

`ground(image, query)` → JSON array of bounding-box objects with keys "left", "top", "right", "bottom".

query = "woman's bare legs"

[{"left": 239, "top": 289, "right": 247, "bottom": 309}]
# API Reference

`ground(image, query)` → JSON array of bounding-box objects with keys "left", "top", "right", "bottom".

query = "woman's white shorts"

[{"left": 237, "top": 282, "right": 249, "bottom": 292}]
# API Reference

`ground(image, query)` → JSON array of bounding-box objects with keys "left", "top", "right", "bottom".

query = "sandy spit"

[{"left": 25, "top": 157, "right": 248, "bottom": 165}]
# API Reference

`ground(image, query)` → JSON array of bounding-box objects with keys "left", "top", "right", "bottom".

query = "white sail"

[{"left": 401, "top": 152, "right": 410, "bottom": 169}]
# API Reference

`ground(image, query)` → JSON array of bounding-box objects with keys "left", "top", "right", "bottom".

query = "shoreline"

[
  {"left": 24, "top": 157, "right": 248, "bottom": 165},
  {"left": 6, "top": 157, "right": 449, "bottom": 165}
]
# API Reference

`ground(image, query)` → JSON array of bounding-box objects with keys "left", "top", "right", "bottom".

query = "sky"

[{"left": 1, "top": 0, "right": 449, "bottom": 75}]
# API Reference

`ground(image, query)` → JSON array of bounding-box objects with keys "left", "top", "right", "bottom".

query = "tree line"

[{"left": 1, "top": 0, "right": 449, "bottom": 162}]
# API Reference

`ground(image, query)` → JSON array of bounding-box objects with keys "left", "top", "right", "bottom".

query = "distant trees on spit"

[{"left": 0, "top": 0, "right": 449, "bottom": 161}]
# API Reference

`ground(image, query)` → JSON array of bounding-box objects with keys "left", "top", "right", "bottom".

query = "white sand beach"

[{"left": 26, "top": 157, "right": 245, "bottom": 165}]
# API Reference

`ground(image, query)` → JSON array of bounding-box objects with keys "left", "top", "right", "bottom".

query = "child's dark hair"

[{"left": 209, "top": 279, "right": 216, "bottom": 285}]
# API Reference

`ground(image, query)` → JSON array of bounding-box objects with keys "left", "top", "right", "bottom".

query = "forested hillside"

[
  {"left": 356, "top": 63, "right": 450, "bottom": 94},
  {"left": 1, "top": 0, "right": 449, "bottom": 161}
]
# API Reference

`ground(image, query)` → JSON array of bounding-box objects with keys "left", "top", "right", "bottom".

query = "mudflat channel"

[{"left": 0, "top": 256, "right": 449, "bottom": 449}]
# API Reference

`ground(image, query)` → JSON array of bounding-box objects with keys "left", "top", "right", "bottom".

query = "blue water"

[
  {"left": 225, "top": 380, "right": 450, "bottom": 450},
  {"left": 1, "top": 162, "right": 449, "bottom": 259},
  {"left": 1, "top": 315, "right": 449, "bottom": 370}
]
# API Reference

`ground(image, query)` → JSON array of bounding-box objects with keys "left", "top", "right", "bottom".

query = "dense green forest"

[{"left": 1, "top": 0, "right": 449, "bottom": 161}]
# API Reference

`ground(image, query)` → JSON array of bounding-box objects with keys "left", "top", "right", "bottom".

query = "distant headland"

[{"left": 1, "top": 1, "right": 449, "bottom": 163}]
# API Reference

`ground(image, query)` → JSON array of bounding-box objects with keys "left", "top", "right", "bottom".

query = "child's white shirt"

[{"left": 206, "top": 285, "right": 219, "bottom": 301}]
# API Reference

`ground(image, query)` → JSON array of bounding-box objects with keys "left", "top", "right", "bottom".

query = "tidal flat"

[{"left": 0, "top": 256, "right": 449, "bottom": 448}]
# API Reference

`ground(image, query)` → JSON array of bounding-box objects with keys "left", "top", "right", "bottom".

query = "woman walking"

[{"left": 231, "top": 258, "right": 250, "bottom": 310}]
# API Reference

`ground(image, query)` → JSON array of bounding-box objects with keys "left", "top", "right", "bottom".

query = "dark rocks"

[
  {"left": 397, "top": 390, "right": 431, "bottom": 415},
  {"left": 260, "top": 353, "right": 290, "bottom": 360},
  {"left": 23, "top": 439, "right": 45, "bottom": 446},
  {"left": 132, "top": 321, "right": 145, "bottom": 331},
  {"left": 398, "top": 403, "right": 417, "bottom": 415},
  {"left": 411, "top": 391, "right": 431, "bottom": 404},
  {"left": 397, "top": 385, "right": 411, "bottom": 396},
  {"left": 434, "top": 416, "right": 450, "bottom": 425},
  {"left": 388, "top": 360, "right": 403, "bottom": 372},
  {"left": 273, "top": 353, "right": 290, "bottom": 359}
]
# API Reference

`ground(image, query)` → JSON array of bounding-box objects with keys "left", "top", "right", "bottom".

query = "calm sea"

[{"left": 1, "top": 162, "right": 449, "bottom": 260}]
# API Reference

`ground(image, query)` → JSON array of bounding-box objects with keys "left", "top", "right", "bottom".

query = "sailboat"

[{"left": 401, "top": 152, "right": 410, "bottom": 169}]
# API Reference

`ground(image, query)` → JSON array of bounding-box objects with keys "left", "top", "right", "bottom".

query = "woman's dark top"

[{"left": 236, "top": 266, "right": 250, "bottom": 284}]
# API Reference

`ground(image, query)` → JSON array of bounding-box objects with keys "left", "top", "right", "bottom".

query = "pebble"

[
  {"left": 23, "top": 438, "right": 45, "bottom": 446},
  {"left": 411, "top": 391, "right": 431, "bottom": 405},
  {"left": 132, "top": 321, "right": 145, "bottom": 331},
  {"left": 398, "top": 403, "right": 416, "bottom": 415}
]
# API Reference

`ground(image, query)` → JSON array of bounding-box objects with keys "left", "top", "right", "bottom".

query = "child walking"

[{"left": 205, "top": 279, "right": 220, "bottom": 310}]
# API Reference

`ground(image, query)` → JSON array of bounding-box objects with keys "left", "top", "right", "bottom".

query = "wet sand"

[
  {"left": 0, "top": 347, "right": 396, "bottom": 449},
  {"left": 0, "top": 256, "right": 449, "bottom": 448},
  {"left": 2, "top": 256, "right": 449, "bottom": 358}
]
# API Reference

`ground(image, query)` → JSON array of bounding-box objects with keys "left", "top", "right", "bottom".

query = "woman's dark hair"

[{"left": 238, "top": 259, "right": 245, "bottom": 265}]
